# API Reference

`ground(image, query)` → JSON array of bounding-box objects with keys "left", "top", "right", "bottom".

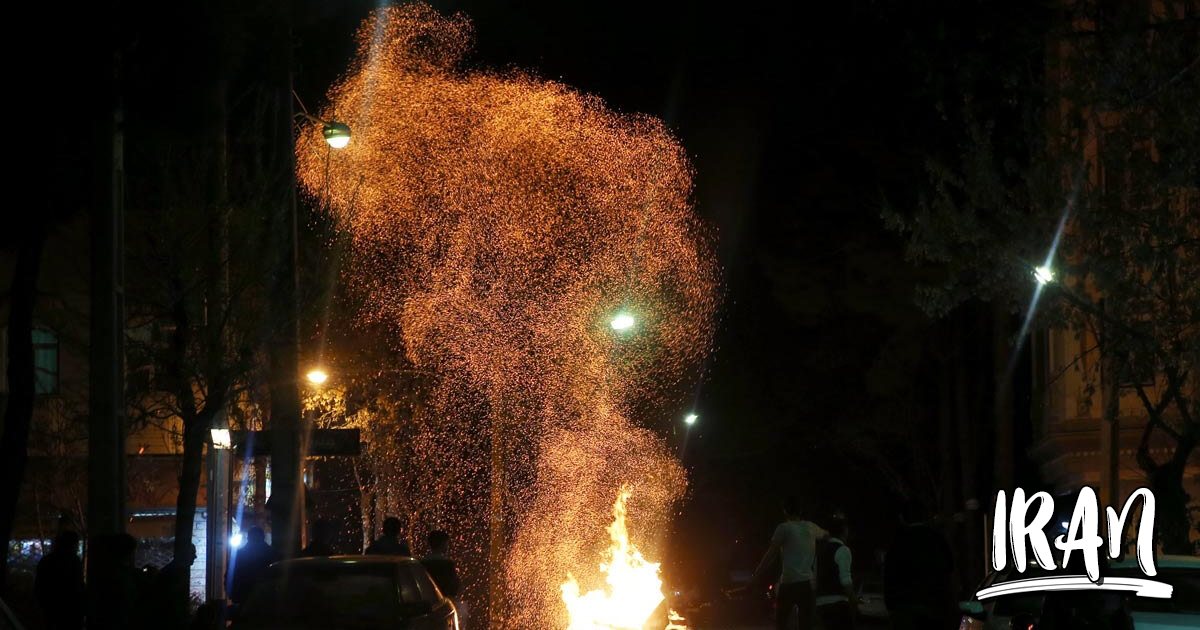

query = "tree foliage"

[{"left": 886, "top": 0, "right": 1200, "bottom": 551}]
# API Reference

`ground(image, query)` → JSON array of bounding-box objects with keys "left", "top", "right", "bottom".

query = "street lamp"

[
  {"left": 610, "top": 311, "right": 636, "bottom": 332},
  {"left": 322, "top": 122, "right": 351, "bottom": 149},
  {"left": 297, "top": 112, "right": 351, "bottom": 149},
  {"left": 210, "top": 428, "right": 232, "bottom": 450},
  {"left": 1033, "top": 265, "right": 1055, "bottom": 286},
  {"left": 305, "top": 368, "right": 329, "bottom": 386},
  {"left": 684, "top": 413, "right": 698, "bottom": 426}
]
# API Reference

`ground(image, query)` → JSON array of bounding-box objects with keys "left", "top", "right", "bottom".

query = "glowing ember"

[
  {"left": 561, "top": 486, "right": 667, "bottom": 629},
  {"left": 297, "top": 4, "right": 716, "bottom": 627}
]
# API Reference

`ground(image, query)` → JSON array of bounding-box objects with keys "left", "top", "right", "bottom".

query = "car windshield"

[
  {"left": 239, "top": 562, "right": 414, "bottom": 625},
  {"left": 988, "top": 565, "right": 1056, "bottom": 617},
  {"left": 1111, "top": 567, "right": 1200, "bottom": 614}
]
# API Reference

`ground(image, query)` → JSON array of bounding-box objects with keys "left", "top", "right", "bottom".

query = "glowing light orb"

[
  {"left": 610, "top": 312, "right": 636, "bottom": 332},
  {"left": 1033, "top": 265, "right": 1055, "bottom": 285},
  {"left": 209, "top": 428, "right": 232, "bottom": 449},
  {"left": 684, "top": 413, "right": 697, "bottom": 426},
  {"left": 305, "top": 368, "right": 329, "bottom": 386},
  {"left": 322, "top": 122, "right": 352, "bottom": 149}
]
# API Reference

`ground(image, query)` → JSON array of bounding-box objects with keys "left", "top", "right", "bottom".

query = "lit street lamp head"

[
  {"left": 210, "top": 428, "right": 232, "bottom": 449},
  {"left": 684, "top": 413, "right": 698, "bottom": 426},
  {"left": 1033, "top": 265, "right": 1055, "bottom": 286},
  {"left": 306, "top": 368, "right": 329, "bottom": 386},
  {"left": 610, "top": 312, "right": 636, "bottom": 332},
  {"left": 322, "top": 121, "right": 352, "bottom": 149}
]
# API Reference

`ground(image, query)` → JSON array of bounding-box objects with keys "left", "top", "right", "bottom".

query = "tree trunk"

[
  {"left": 956, "top": 316, "right": 981, "bottom": 586},
  {"left": 1150, "top": 435, "right": 1195, "bottom": 555},
  {"left": 174, "top": 412, "right": 212, "bottom": 561},
  {"left": 991, "top": 304, "right": 1014, "bottom": 492},
  {"left": 938, "top": 361, "right": 957, "bottom": 524},
  {"left": 0, "top": 228, "right": 46, "bottom": 592},
  {"left": 357, "top": 471, "right": 374, "bottom": 552},
  {"left": 1099, "top": 346, "right": 1122, "bottom": 506}
]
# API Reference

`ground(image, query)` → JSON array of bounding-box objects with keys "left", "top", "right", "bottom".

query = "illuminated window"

[{"left": 33, "top": 328, "right": 59, "bottom": 395}]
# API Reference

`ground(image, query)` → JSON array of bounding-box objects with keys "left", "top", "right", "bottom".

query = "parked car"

[
  {"left": 959, "top": 555, "right": 1200, "bottom": 630},
  {"left": 231, "top": 556, "right": 458, "bottom": 630}
]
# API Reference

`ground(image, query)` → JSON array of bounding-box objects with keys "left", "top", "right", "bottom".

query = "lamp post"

[
  {"left": 298, "top": 366, "right": 330, "bottom": 548},
  {"left": 206, "top": 426, "right": 232, "bottom": 603},
  {"left": 267, "top": 6, "right": 349, "bottom": 556}
]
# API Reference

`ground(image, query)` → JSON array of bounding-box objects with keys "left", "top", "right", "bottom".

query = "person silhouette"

[
  {"left": 229, "top": 527, "right": 280, "bottom": 604},
  {"left": 34, "top": 531, "right": 85, "bottom": 630},
  {"left": 153, "top": 543, "right": 196, "bottom": 630},
  {"left": 883, "top": 502, "right": 958, "bottom": 630},
  {"left": 365, "top": 517, "right": 411, "bottom": 556},
  {"left": 421, "top": 530, "right": 465, "bottom": 625},
  {"left": 87, "top": 533, "right": 143, "bottom": 630},
  {"left": 751, "top": 496, "right": 829, "bottom": 630},
  {"left": 420, "top": 530, "right": 461, "bottom": 597},
  {"left": 301, "top": 519, "right": 336, "bottom": 557}
]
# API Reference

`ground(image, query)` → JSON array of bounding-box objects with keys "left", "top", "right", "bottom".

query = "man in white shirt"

[
  {"left": 815, "top": 518, "right": 857, "bottom": 629},
  {"left": 752, "top": 497, "right": 829, "bottom": 630}
]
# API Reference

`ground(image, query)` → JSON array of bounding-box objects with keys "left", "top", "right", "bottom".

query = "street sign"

[
  {"left": 310, "top": 428, "right": 361, "bottom": 456},
  {"left": 232, "top": 428, "right": 360, "bottom": 457}
]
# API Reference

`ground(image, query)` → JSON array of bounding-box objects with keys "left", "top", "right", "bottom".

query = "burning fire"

[{"left": 561, "top": 486, "right": 684, "bottom": 630}]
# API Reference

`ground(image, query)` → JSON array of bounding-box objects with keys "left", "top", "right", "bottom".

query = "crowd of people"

[
  {"left": 748, "top": 496, "right": 959, "bottom": 630},
  {"left": 29, "top": 517, "right": 462, "bottom": 630}
]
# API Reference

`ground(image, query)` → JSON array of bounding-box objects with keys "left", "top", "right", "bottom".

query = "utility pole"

[
  {"left": 267, "top": 0, "right": 303, "bottom": 557},
  {"left": 87, "top": 26, "right": 127, "bottom": 606},
  {"left": 205, "top": 430, "right": 230, "bottom": 602},
  {"left": 204, "top": 25, "right": 232, "bottom": 597}
]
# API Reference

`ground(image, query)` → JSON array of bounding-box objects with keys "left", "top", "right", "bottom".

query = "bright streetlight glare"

[
  {"left": 229, "top": 531, "right": 245, "bottom": 549},
  {"left": 610, "top": 312, "right": 635, "bottom": 331},
  {"left": 323, "top": 122, "right": 352, "bottom": 149},
  {"left": 210, "top": 428, "right": 232, "bottom": 449},
  {"left": 1033, "top": 265, "right": 1055, "bottom": 285},
  {"left": 306, "top": 368, "right": 329, "bottom": 385},
  {"left": 684, "top": 413, "right": 698, "bottom": 426}
]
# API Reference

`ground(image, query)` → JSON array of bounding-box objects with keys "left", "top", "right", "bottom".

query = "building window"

[{"left": 33, "top": 328, "right": 59, "bottom": 395}]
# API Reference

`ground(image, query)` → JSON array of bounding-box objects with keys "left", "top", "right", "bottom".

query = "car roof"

[
  {"left": 274, "top": 555, "right": 421, "bottom": 568},
  {"left": 1111, "top": 554, "right": 1200, "bottom": 570}
]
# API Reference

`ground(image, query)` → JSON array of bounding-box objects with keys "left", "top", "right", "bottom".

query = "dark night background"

[{"left": 10, "top": 0, "right": 1067, "bottom": 610}]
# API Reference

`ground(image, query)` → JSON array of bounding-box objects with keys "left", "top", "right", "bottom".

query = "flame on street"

[{"left": 562, "top": 486, "right": 684, "bottom": 630}]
